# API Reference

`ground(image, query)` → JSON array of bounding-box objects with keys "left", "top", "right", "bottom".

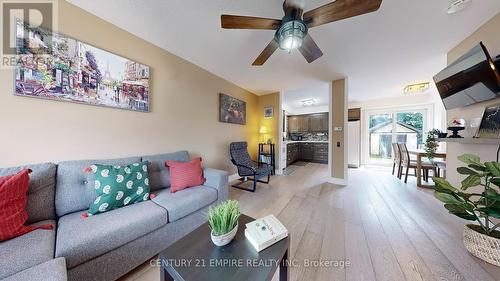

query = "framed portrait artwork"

[{"left": 219, "top": 93, "right": 246, "bottom": 125}]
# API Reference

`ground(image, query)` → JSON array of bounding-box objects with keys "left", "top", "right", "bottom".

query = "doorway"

[{"left": 364, "top": 106, "right": 431, "bottom": 165}]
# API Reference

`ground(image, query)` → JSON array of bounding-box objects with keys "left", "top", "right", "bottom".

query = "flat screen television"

[{"left": 433, "top": 42, "right": 500, "bottom": 110}]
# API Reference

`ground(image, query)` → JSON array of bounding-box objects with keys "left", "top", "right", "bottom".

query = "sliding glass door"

[{"left": 367, "top": 109, "right": 427, "bottom": 164}]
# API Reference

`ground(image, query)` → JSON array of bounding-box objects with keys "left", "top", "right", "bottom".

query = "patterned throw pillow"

[
  {"left": 0, "top": 169, "right": 53, "bottom": 241},
  {"left": 166, "top": 157, "right": 206, "bottom": 193},
  {"left": 87, "top": 161, "right": 151, "bottom": 216}
]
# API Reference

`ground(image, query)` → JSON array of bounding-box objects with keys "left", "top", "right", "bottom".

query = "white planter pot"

[
  {"left": 463, "top": 224, "right": 500, "bottom": 267},
  {"left": 211, "top": 223, "right": 238, "bottom": 247}
]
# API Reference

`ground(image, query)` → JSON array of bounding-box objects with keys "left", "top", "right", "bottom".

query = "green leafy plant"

[
  {"left": 433, "top": 154, "right": 500, "bottom": 238},
  {"left": 208, "top": 200, "right": 240, "bottom": 236},
  {"left": 425, "top": 129, "right": 441, "bottom": 162}
]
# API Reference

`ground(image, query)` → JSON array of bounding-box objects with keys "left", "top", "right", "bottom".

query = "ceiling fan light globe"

[
  {"left": 280, "top": 36, "right": 303, "bottom": 50},
  {"left": 276, "top": 20, "right": 307, "bottom": 51}
]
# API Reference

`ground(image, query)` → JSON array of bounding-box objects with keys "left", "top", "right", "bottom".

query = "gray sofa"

[{"left": 0, "top": 151, "right": 229, "bottom": 281}]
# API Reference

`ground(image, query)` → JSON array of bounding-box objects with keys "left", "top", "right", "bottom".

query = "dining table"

[{"left": 408, "top": 149, "right": 447, "bottom": 188}]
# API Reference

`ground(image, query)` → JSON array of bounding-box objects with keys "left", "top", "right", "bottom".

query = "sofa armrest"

[{"left": 203, "top": 168, "right": 228, "bottom": 202}]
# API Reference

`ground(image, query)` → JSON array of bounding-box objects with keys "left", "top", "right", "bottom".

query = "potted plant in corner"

[
  {"left": 433, "top": 154, "right": 500, "bottom": 266},
  {"left": 208, "top": 200, "right": 240, "bottom": 246}
]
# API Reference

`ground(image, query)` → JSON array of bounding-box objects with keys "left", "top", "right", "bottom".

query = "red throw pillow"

[
  {"left": 166, "top": 157, "right": 206, "bottom": 193},
  {"left": 0, "top": 169, "right": 53, "bottom": 241}
]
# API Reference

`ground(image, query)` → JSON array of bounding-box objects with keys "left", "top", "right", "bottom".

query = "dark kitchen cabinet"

[
  {"left": 297, "top": 116, "right": 309, "bottom": 132},
  {"left": 288, "top": 113, "right": 328, "bottom": 133},
  {"left": 288, "top": 116, "right": 298, "bottom": 133},
  {"left": 348, "top": 108, "right": 361, "bottom": 121},
  {"left": 308, "top": 113, "right": 328, "bottom": 132},
  {"left": 288, "top": 115, "right": 309, "bottom": 133},
  {"left": 300, "top": 142, "right": 314, "bottom": 161},
  {"left": 287, "top": 142, "right": 328, "bottom": 165},
  {"left": 313, "top": 143, "right": 328, "bottom": 164},
  {"left": 286, "top": 143, "right": 300, "bottom": 165}
]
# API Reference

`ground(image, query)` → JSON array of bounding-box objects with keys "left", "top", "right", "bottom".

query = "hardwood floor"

[{"left": 127, "top": 163, "right": 500, "bottom": 281}]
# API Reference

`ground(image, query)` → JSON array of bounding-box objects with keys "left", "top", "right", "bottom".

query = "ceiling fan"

[{"left": 221, "top": 0, "right": 382, "bottom": 66}]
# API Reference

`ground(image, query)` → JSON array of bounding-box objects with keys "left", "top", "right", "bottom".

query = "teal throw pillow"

[{"left": 88, "top": 161, "right": 151, "bottom": 216}]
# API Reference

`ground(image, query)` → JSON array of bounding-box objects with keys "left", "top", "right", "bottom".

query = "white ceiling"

[
  {"left": 283, "top": 84, "right": 329, "bottom": 114},
  {"left": 67, "top": 0, "right": 500, "bottom": 102}
]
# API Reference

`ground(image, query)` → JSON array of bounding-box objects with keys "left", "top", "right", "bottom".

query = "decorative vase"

[
  {"left": 463, "top": 224, "right": 500, "bottom": 266},
  {"left": 211, "top": 223, "right": 238, "bottom": 247},
  {"left": 448, "top": 126, "right": 465, "bottom": 138}
]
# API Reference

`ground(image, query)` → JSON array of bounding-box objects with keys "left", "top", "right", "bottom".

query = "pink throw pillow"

[{"left": 166, "top": 157, "right": 206, "bottom": 193}]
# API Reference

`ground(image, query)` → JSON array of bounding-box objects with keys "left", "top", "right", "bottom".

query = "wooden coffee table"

[{"left": 159, "top": 214, "right": 290, "bottom": 281}]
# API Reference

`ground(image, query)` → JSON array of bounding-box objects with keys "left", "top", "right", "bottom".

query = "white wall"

[{"left": 445, "top": 14, "right": 500, "bottom": 186}]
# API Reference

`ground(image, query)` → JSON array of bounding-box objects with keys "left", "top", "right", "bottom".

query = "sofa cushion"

[
  {"left": 55, "top": 157, "right": 141, "bottom": 217},
  {"left": 0, "top": 220, "right": 56, "bottom": 280},
  {"left": 152, "top": 186, "right": 217, "bottom": 222},
  {"left": 55, "top": 201, "right": 167, "bottom": 269},
  {"left": 1, "top": 257, "right": 67, "bottom": 281},
  {"left": 87, "top": 161, "right": 151, "bottom": 215},
  {"left": 0, "top": 163, "right": 56, "bottom": 224},
  {"left": 142, "top": 151, "right": 190, "bottom": 191}
]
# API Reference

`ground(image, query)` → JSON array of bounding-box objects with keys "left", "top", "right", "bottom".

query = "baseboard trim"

[{"left": 327, "top": 177, "right": 347, "bottom": 186}]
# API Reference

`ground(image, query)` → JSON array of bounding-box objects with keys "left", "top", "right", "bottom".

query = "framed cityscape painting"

[
  {"left": 219, "top": 93, "right": 246, "bottom": 125},
  {"left": 14, "top": 21, "right": 150, "bottom": 112}
]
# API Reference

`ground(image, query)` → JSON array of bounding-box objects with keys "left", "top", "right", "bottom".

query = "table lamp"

[{"left": 259, "top": 126, "right": 269, "bottom": 143}]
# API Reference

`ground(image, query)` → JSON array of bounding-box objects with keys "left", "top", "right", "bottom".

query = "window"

[{"left": 366, "top": 108, "right": 428, "bottom": 164}]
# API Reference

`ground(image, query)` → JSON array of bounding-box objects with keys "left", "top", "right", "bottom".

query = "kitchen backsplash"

[{"left": 289, "top": 133, "right": 328, "bottom": 141}]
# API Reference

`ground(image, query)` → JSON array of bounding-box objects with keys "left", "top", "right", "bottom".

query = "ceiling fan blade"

[
  {"left": 298, "top": 34, "right": 323, "bottom": 63},
  {"left": 221, "top": 15, "right": 282, "bottom": 30},
  {"left": 252, "top": 38, "right": 279, "bottom": 66},
  {"left": 303, "top": 0, "right": 382, "bottom": 28}
]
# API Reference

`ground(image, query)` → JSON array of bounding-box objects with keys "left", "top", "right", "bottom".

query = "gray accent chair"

[
  {"left": 0, "top": 151, "right": 228, "bottom": 281},
  {"left": 229, "top": 142, "right": 271, "bottom": 192}
]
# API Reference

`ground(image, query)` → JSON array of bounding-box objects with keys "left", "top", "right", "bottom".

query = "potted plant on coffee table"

[
  {"left": 433, "top": 154, "right": 500, "bottom": 266},
  {"left": 208, "top": 200, "right": 240, "bottom": 246}
]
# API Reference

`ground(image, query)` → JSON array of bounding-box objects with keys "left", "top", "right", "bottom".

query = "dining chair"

[
  {"left": 391, "top": 143, "right": 402, "bottom": 178},
  {"left": 434, "top": 160, "right": 447, "bottom": 179},
  {"left": 398, "top": 143, "right": 436, "bottom": 183}
]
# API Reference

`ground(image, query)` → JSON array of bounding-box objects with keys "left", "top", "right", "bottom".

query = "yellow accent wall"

[
  {"left": 0, "top": 0, "right": 259, "bottom": 173},
  {"left": 257, "top": 92, "right": 280, "bottom": 171}
]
